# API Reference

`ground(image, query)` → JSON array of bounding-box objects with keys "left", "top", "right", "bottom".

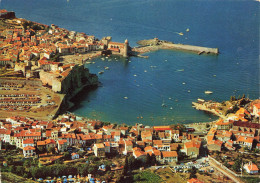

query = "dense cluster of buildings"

[
  {"left": 206, "top": 101, "right": 260, "bottom": 152},
  {"left": 0, "top": 9, "right": 129, "bottom": 93},
  {"left": 0, "top": 113, "right": 204, "bottom": 165},
  {"left": 0, "top": 101, "right": 259, "bottom": 171}
]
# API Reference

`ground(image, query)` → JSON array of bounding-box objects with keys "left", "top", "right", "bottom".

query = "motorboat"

[{"left": 205, "top": 91, "right": 213, "bottom": 94}]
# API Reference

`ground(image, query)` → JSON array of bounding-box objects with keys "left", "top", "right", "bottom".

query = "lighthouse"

[{"left": 123, "top": 39, "right": 129, "bottom": 57}]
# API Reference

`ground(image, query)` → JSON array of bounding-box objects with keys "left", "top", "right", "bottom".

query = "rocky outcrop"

[
  {"left": 52, "top": 65, "right": 98, "bottom": 118},
  {"left": 58, "top": 65, "right": 98, "bottom": 96}
]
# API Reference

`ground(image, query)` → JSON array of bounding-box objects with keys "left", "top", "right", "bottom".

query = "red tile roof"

[
  {"left": 23, "top": 139, "right": 34, "bottom": 144},
  {"left": 162, "top": 151, "right": 178, "bottom": 158},
  {"left": 24, "top": 146, "right": 35, "bottom": 151}
]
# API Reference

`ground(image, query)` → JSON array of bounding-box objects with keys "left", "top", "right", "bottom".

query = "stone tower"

[{"left": 123, "top": 39, "right": 129, "bottom": 57}]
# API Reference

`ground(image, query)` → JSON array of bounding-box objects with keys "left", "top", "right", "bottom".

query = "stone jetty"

[{"left": 132, "top": 38, "right": 219, "bottom": 56}]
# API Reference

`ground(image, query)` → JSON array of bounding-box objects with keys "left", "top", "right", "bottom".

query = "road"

[{"left": 209, "top": 159, "right": 245, "bottom": 183}]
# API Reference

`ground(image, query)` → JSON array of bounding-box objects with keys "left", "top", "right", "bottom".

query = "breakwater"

[{"left": 132, "top": 38, "right": 219, "bottom": 56}]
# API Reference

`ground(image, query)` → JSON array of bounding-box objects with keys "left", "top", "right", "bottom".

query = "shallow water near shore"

[{"left": 2, "top": 0, "right": 259, "bottom": 125}]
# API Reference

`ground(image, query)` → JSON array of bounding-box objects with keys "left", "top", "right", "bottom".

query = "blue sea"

[{"left": 1, "top": 0, "right": 259, "bottom": 125}]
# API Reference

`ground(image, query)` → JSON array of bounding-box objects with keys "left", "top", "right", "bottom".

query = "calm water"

[{"left": 1, "top": 0, "right": 259, "bottom": 125}]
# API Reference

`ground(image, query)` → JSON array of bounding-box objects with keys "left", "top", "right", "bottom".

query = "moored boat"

[{"left": 204, "top": 91, "right": 213, "bottom": 94}]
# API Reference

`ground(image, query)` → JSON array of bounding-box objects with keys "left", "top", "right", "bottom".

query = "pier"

[{"left": 132, "top": 38, "right": 219, "bottom": 56}]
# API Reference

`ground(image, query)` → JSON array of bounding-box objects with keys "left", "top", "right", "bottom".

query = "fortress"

[
  {"left": 0, "top": 9, "right": 15, "bottom": 19},
  {"left": 107, "top": 39, "right": 129, "bottom": 57},
  {"left": 101, "top": 37, "right": 129, "bottom": 57}
]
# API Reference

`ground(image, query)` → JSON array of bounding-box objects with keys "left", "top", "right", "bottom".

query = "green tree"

[
  {"left": 16, "top": 166, "right": 25, "bottom": 176},
  {"left": 189, "top": 167, "right": 197, "bottom": 179},
  {"left": 145, "top": 153, "right": 151, "bottom": 166},
  {"left": 79, "top": 164, "right": 89, "bottom": 176},
  {"left": 23, "top": 159, "right": 31, "bottom": 168},
  {"left": 64, "top": 151, "right": 70, "bottom": 159},
  {"left": 47, "top": 147, "right": 55, "bottom": 154},
  {"left": 37, "top": 146, "right": 45, "bottom": 153},
  {"left": 127, "top": 155, "right": 136, "bottom": 170},
  {"left": 150, "top": 154, "right": 157, "bottom": 166},
  {"left": 232, "top": 158, "right": 242, "bottom": 172},
  {"left": 88, "top": 165, "right": 98, "bottom": 175},
  {"left": 123, "top": 156, "right": 128, "bottom": 175}
]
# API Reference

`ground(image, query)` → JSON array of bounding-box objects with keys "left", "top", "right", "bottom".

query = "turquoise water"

[{"left": 1, "top": 0, "right": 259, "bottom": 125}]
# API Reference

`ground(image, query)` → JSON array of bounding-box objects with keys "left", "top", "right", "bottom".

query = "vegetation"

[
  {"left": 22, "top": 21, "right": 45, "bottom": 31},
  {"left": 232, "top": 157, "right": 242, "bottom": 172},
  {"left": 242, "top": 177, "right": 260, "bottom": 183},
  {"left": 1, "top": 172, "right": 36, "bottom": 183},
  {"left": 189, "top": 167, "right": 197, "bottom": 179},
  {"left": 133, "top": 170, "right": 162, "bottom": 183}
]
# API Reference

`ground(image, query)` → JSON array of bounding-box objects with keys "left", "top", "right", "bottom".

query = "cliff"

[
  {"left": 51, "top": 65, "right": 98, "bottom": 118},
  {"left": 57, "top": 64, "right": 98, "bottom": 96}
]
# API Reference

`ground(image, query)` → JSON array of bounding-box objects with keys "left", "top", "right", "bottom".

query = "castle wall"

[
  {"left": 0, "top": 11, "right": 16, "bottom": 19},
  {"left": 39, "top": 65, "right": 98, "bottom": 94},
  {"left": 0, "top": 78, "right": 42, "bottom": 87}
]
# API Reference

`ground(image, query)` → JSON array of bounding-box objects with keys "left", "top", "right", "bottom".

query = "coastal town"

[
  {"left": 0, "top": 9, "right": 132, "bottom": 120},
  {"left": 0, "top": 96, "right": 260, "bottom": 182},
  {"left": 0, "top": 9, "right": 259, "bottom": 183}
]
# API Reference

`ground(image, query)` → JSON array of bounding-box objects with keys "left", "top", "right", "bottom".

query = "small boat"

[
  {"left": 98, "top": 71, "right": 104, "bottom": 75},
  {"left": 161, "top": 100, "right": 167, "bottom": 107},
  {"left": 182, "top": 82, "right": 186, "bottom": 85},
  {"left": 124, "top": 97, "right": 128, "bottom": 99},
  {"left": 205, "top": 91, "right": 213, "bottom": 94},
  {"left": 197, "top": 98, "right": 205, "bottom": 102},
  {"left": 170, "top": 107, "right": 173, "bottom": 110},
  {"left": 178, "top": 32, "right": 184, "bottom": 36},
  {"left": 105, "top": 67, "right": 109, "bottom": 70},
  {"left": 133, "top": 74, "right": 137, "bottom": 77},
  {"left": 186, "top": 28, "right": 190, "bottom": 32},
  {"left": 176, "top": 69, "right": 184, "bottom": 72}
]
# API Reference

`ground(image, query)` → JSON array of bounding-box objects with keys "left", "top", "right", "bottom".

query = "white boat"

[
  {"left": 124, "top": 97, "right": 128, "bottom": 99},
  {"left": 186, "top": 28, "right": 190, "bottom": 32},
  {"left": 205, "top": 91, "right": 213, "bottom": 94},
  {"left": 98, "top": 71, "right": 104, "bottom": 75},
  {"left": 105, "top": 67, "right": 109, "bottom": 70},
  {"left": 170, "top": 107, "right": 173, "bottom": 110},
  {"left": 197, "top": 98, "right": 205, "bottom": 102},
  {"left": 161, "top": 99, "right": 167, "bottom": 107},
  {"left": 176, "top": 69, "right": 184, "bottom": 72}
]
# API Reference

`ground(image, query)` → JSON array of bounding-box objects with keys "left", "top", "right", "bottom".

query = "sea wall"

[
  {"left": 133, "top": 38, "right": 219, "bottom": 55},
  {"left": 0, "top": 78, "right": 42, "bottom": 87},
  {"left": 162, "top": 43, "right": 219, "bottom": 54}
]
